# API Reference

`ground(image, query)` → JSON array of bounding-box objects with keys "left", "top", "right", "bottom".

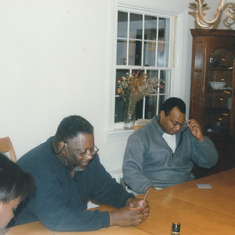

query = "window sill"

[
  {"left": 106, "top": 128, "right": 133, "bottom": 138},
  {"left": 106, "top": 128, "right": 133, "bottom": 143}
]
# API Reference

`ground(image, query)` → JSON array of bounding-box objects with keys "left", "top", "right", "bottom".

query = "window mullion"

[
  {"left": 126, "top": 12, "right": 130, "bottom": 66},
  {"left": 141, "top": 14, "right": 145, "bottom": 118},
  {"left": 141, "top": 14, "right": 145, "bottom": 67},
  {"left": 156, "top": 69, "right": 161, "bottom": 114},
  {"left": 155, "top": 16, "right": 159, "bottom": 67},
  {"left": 142, "top": 97, "right": 146, "bottom": 118}
]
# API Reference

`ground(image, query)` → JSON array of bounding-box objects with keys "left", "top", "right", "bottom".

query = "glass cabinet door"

[{"left": 206, "top": 48, "right": 234, "bottom": 134}]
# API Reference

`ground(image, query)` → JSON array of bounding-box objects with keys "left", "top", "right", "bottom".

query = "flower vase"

[{"left": 124, "top": 101, "right": 136, "bottom": 129}]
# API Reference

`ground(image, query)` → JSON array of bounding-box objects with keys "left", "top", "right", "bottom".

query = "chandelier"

[{"left": 190, "top": 0, "right": 235, "bottom": 28}]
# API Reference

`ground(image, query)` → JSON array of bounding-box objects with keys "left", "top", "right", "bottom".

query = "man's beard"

[{"left": 73, "top": 166, "right": 85, "bottom": 172}]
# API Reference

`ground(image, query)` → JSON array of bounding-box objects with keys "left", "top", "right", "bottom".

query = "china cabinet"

[{"left": 189, "top": 29, "right": 235, "bottom": 178}]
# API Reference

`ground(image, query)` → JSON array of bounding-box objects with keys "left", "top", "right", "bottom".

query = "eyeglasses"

[
  {"left": 63, "top": 140, "right": 99, "bottom": 159},
  {"left": 77, "top": 145, "right": 99, "bottom": 159},
  {"left": 170, "top": 119, "right": 188, "bottom": 127},
  {"left": 180, "top": 121, "right": 188, "bottom": 127}
]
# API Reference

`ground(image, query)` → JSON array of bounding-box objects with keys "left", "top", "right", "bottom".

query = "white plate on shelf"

[{"left": 209, "top": 81, "right": 226, "bottom": 89}]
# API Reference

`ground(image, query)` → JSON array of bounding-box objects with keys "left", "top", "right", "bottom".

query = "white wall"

[
  {"left": 0, "top": 0, "right": 233, "bottom": 174},
  {"left": 0, "top": 0, "right": 113, "bottom": 162}
]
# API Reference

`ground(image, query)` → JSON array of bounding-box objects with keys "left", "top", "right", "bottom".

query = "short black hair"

[
  {"left": 54, "top": 115, "right": 94, "bottom": 142},
  {"left": 0, "top": 154, "right": 35, "bottom": 203},
  {"left": 160, "top": 97, "right": 186, "bottom": 116}
]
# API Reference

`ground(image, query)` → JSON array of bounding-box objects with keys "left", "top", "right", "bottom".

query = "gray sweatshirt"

[{"left": 123, "top": 116, "right": 218, "bottom": 194}]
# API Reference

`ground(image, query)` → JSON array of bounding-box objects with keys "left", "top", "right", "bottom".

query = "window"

[{"left": 114, "top": 9, "right": 174, "bottom": 128}]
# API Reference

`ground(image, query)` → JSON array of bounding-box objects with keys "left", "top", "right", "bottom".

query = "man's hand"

[
  {"left": 126, "top": 198, "right": 149, "bottom": 209},
  {"left": 109, "top": 198, "right": 150, "bottom": 227},
  {"left": 187, "top": 119, "right": 205, "bottom": 142}
]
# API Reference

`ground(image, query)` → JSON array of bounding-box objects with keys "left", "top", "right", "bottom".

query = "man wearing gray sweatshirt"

[{"left": 123, "top": 97, "right": 218, "bottom": 194}]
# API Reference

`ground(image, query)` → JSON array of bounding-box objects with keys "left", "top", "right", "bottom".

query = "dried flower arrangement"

[{"left": 117, "top": 70, "right": 164, "bottom": 128}]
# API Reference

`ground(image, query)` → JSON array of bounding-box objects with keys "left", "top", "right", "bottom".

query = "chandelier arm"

[
  {"left": 196, "top": 14, "right": 212, "bottom": 28},
  {"left": 224, "top": 4, "right": 235, "bottom": 20},
  {"left": 197, "top": 0, "right": 224, "bottom": 25}
]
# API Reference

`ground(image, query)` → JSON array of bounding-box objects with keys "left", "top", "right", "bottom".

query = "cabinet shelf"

[
  {"left": 206, "top": 107, "right": 231, "bottom": 113},
  {"left": 208, "top": 67, "right": 233, "bottom": 71},
  {"left": 207, "top": 88, "right": 232, "bottom": 92}
]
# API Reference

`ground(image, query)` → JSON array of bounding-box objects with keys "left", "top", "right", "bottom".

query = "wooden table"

[{"left": 5, "top": 168, "right": 235, "bottom": 235}]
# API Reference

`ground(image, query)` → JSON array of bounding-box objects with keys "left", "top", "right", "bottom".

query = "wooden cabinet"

[{"left": 189, "top": 29, "right": 235, "bottom": 178}]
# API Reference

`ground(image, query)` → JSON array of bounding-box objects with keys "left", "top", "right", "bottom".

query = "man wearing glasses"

[
  {"left": 123, "top": 97, "right": 218, "bottom": 194},
  {"left": 13, "top": 115, "right": 149, "bottom": 231}
]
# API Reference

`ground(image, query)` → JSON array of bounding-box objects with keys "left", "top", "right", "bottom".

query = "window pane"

[
  {"left": 147, "top": 70, "right": 159, "bottom": 78},
  {"left": 129, "top": 40, "right": 142, "bottom": 65},
  {"left": 115, "top": 69, "right": 129, "bottom": 122},
  {"left": 160, "top": 70, "right": 171, "bottom": 94},
  {"left": 130, "top": 13, "right": 142, "bottom": 39},
  {"left": 147, "top": 70, "right": 160, "bottom": 94},
  {"left": 157, "top": 42, "right": 169, "bottom": 67},
  {"left": 117, "top": 40, "right": 127, "bottom": 65},
  {"left": 115, "top": 69, "right": 129, "bottom": 95},
  {"left": 159, "top": 94, "right": 169, "bottom": 109},
  {"left": 144, "top": 41, "right": 156, "bottom": 66},
  {"left": 144, "top": 16, "right": 157, "bottom": 40},
  {"left": 158, "top": 18, "right": 170, "bottom": 67},
  {"left": 158, "top": 18, "right": 170, "bottom": 42},
  {"left": 145, "top": 96, "right": 157, "bottom": 118},
  {"left": 118, "top": 12, "right": 128, "bottom": 38},
  {"left": 115, "top": 97, "right": 125, "bottom": 122},
  {"left": 135, "top": 99, "right": 144, "bottom": 119}
]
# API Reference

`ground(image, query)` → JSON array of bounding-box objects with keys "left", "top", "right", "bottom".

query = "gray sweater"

[{"left": 123, "top": 116, "right": 218, "bottom": 194}]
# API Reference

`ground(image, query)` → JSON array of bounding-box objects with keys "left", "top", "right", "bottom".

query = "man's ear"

[
  {"left": 0, "top": 201, "right": 4, "bottom": 210},
  {"left": 160, "top": 110, "right": 165, "bottom": 119},
  {"left": 57, "top": 141, "right": 66, "bottom": 149}
]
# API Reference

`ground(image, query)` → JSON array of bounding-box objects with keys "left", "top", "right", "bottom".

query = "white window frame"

[{"left": 111, "top": 4, "right": 176, "bottom": 131}]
